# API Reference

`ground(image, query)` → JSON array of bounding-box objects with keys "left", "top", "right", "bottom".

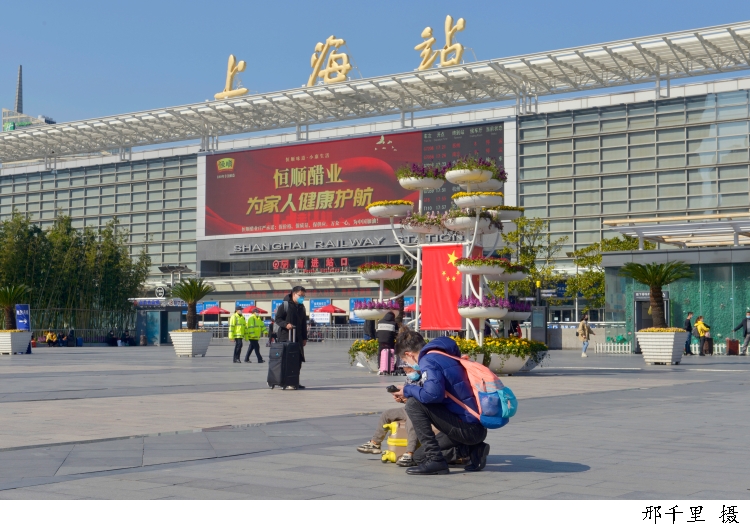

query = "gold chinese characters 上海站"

[
  {"left": 415, "top": 15, "right": 466, "bottom": 71},
  {"left": 308, "top": 35, "right": 352, "bottom": 86},
  {"left": 215, "top": 55, "right": 249, "bottom": 100}
]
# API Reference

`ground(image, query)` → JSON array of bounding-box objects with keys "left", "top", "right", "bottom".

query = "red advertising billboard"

[{"left": 204, "top": 123, "right": 504, "bottom": 236}]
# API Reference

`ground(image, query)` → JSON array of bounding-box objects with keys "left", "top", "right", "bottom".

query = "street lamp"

[
  {"left": 158, "top": 265, "right": 192, "bottom": 287},
  {"left": 566, "top": 252, "right": 578, "bottom": 322}
]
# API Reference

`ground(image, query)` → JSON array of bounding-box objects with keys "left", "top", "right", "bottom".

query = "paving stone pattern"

[{"left": 0, "top": 343, "right": 748, "bottom": 499}]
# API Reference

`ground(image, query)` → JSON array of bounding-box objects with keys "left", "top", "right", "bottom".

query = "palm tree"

[
  {"left": 378, "top": 268, "right": 417, "bottom": 325},
  {"left": 170, "top": 278, "right": 215, "bottom": 330},
  {"left": 618, "top": 261, "right": 693, "bottom": 329},
  {"left": 0, "top": 285, "right": 31, "bottom": 330}
]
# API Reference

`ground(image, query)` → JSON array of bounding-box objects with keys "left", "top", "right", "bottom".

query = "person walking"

[
  {"left": 695, "top": 316, "right": 710, "bottom": 356},
  {"left": 684, "top": 312, "right": 694, "bottom": 355},
  {"left": 274, "top": 286, "right": 308, "bottom": 389},
  {"left": 577, "top": 314, "right": 594, "bottom": 358},
  {"left": 733, "top": 311, "right": 750, "bottom": 356},
  {"left": 228, "top": 306, "right": 246, "bottom": 364},
  {"left": 376, "top": 310, "right": 398, "bottom": 375},
  {"left": 244, "top": 308, "right": 265, "bottom": 363}
]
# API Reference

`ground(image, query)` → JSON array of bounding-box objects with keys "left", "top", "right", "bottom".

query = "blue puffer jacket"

[{"left": 402, "top": 336, "right": 479, "bottom": 423}]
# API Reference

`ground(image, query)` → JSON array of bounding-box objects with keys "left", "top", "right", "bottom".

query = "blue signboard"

[
  {"left": 349, "top": 298, "right": 369, "bottom": 323},
  {"left": 404, "top": 297, "right": 415, "bottom": 308},
  {"left": 15, "top": 304, "right": 30, "bottom": 331},
  {"left": 272, "top": 300, "right": 284, "bottom": 314},
  {"left": 556, "top": 281, "right": 567, "bottom": 298},
  {"left": 310, "top": 299, "right": 331, "bottom": 312},
  {"left": 235, "top": 300, "right": 256, "bottom": 309},
  {"left": 184, "top": 301, "right": 219, "bottom": 315}
]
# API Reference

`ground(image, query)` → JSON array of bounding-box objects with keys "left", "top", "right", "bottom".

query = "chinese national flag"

[{"left": 421, "top": 244, "right": 480, "bottom": 330}]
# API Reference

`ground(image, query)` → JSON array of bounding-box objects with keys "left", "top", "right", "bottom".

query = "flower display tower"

[{"left": 358, "top": 158, "right": 527, "bottom": 350}]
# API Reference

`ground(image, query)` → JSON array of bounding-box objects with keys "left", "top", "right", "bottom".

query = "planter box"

[
  {"left": 398, "top": 177, "right": 445, "bottom": 190},
  {"left": 485, "top": 271, "right": 528, "bottom": 282},
  {"left": 0, "top": 332, "right": 32, "bottom": 355},
  {"left": 468, "top": 179, "right": 503, "bottom": 191},
  {"left": 360, "top": 268, "right": 404, "bottom": 280},
  {"left": 355, "top": 351, "right": 380, "bottom": 373},
  {"left": 353, "top": 308, "right": 391, "bottom": 320},
  {"left": 635, "top": 331, "right": 689, "bottom": 365},
  {"left": 444, "top": 216, "right": 491, "bottom": 233},
  {"left": 368, "top": 204, "right": 412, "bottom": 218},
  {"left": 402, "top": 224, "right": 444, "bottom": 235},
  {"left": 446, "top": 169, "right": 492, "bottom": 185},
  {"left": 488, "top": 351, "right": 547, "bottom": 375},
  {"left": 458, "top": 306, "right": 508, "bottom": 319},
  {"left": 170, "top": 331, "right": 212, "bottom": 357},
  {"left": 456, "top": 264, "right": 506, "bottom": 275},
  {"left": 505, "top": 311, "right": 531, "bottom": 321},
  {"left": 491, "top": 209, "right": 523, "bottom": 221},
  {"left": 453, "top": 194, "right": 504, "bottom": 209}
]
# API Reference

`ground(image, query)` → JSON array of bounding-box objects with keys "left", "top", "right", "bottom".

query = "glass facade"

[
  {"left": 0, "top": 155, "right": 198, "bottom": 280},
  {"left": 518, "top": 90, "right": 750, "bottom": 266}
]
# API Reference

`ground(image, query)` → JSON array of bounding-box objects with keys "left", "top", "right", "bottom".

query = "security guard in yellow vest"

[
  {"left": 229, "top": 306, "right": 246, "bottom": 364},
  {"left": 244, "top": 308, "right": 266, "bottom": 363}
]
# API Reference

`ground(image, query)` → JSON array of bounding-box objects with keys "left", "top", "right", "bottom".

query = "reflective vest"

[
  {"left": 228, "top": 312, "right": 246, "bottom": 340},
  {"left": 244, "top": 315, "right": 265, "bottom": 340}
]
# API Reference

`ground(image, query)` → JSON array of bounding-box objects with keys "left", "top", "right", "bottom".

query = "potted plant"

[
  {"left": 353, "top": 299, "right": 398, "bottom": 320},
  {"left": 348, "top": 339, "right": 380, "bottom": 372},
  {"left": 169, "top": 278, "right": 215, "bottom": 357},
  {"left": 452, "top": 191, "right": 504, "bottom": 209},
  {"left": 455, "top": 256, "right": 511, "bottom": 275},
  {"left": 486, "top": 261, "right": 529, "bottom": 282},
  {"left": 401, "top": 211, "right": 446, "bottom": 235},
  {"left": 446, "top": 336, "right": 547, "bottom": 375},
  {"left": 445, "top": 155, "right": 507, "bottom": 186},
  {"left": 443, "top": 208, "right": 502, "bottom": 233},
  {"left": 505, "top": 300, "right": 532, "bottom": 321},
  {"left": 0, "top": 285, "right": 32, "bottom": 355},
  {"left": 619, "top": 261, "right": 694, "bottom": 365},
  {"left": 489, "top": 205, "right": 525, "bottom": 221},
  {"left": 373, "top": 268, "right": 417, "bottom": 325},
  {"left": 457, "top": 295, "right": 510, "bottom": 319},
  {"left": 357, "top": 263, "right": 406, "bottom": 280},
  {"left": 366, "top": 200, "right": 413, "bottom": 218},
  {"left": 396, "top": 163, "right": 447, "bottom": 190}
]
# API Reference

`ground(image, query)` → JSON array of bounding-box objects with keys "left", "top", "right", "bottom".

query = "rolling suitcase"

[
  {"left": 267, "top": 328, "right": 301, "bottom": 389},
  {"left": 726, "top": 338, "right": 740, "bottom": 356}
]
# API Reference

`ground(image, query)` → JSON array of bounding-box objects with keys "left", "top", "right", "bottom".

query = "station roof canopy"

[
  {"left": 604, "top": 214, "right": 750, "bottom": 247},
  {"left": 150, "top": 273, "right": 377, "bottom": 294},
  {"left": 4, "top": 21, "right": 750, "bottom": 163}
]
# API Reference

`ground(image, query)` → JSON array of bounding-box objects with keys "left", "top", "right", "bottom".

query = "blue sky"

[{"left": 2, "top": 0, "right": 750, "bottom": 123}]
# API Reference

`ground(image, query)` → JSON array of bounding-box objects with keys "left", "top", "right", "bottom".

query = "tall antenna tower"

[{"left": 14, "top": 65, "right": 23, "bottom": 114}]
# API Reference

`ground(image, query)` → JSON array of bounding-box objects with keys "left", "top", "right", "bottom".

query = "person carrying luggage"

[
  {"left": 244, "top": 308, "right": 266, "bottom": 363},
  {"left": 274, "top": 286, "right": 308, "bottom": 389},
  {"left": 376, "top": 310, "right": 398, "bottom": 375},
  {"left": 391, "top": 331, "right": 489, "bottom": 476},
  {"left": 695, "top": 316, "right": 710, "bottom": 356},
  {"left": 733, "top": 311, "right": 750, "bottom": 356},
  {"left": 229, "top": 306, "right": 246, "bottom": 364}
]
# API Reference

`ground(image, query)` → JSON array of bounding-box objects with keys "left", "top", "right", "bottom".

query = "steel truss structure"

[
  {"left": 605, "top": 214, "right": 750, "bottom": 247},
  {"left": 4, "top": 21, "right": 750, "bottom": 163}
]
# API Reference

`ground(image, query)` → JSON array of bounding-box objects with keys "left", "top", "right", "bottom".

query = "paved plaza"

[{"left": 0, "top": 341, "right": 748, "bottom": 499}]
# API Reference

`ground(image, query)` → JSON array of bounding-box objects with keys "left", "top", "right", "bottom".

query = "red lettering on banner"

[
  {"left": 326, "top": 257, "right": 334, "bottom": 267},
  {"left": 311, "top": 258, "right": 319, "bottom": 268},
  {"left": 340, "top": 257, "right": 348, "bottom": 266},
  {"left": 272, "top": 260, "right": 280, "bottom": 269},
  {"left": 280, "top": 260, "right": 289, "bottom": 269}
]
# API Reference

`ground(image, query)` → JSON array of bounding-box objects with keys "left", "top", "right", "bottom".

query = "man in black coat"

[
  {"left": 274, "top": 286, "right": 309, "bottom": 386},
  {"left": 684, "top": 311, "right": 694, "bottom": 355},
  {"left": 733, "top": 310, "right": 750, "bottom": 355}
]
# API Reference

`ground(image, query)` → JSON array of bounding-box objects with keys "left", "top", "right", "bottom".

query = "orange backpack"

[{"left": 427, "top": 350, "right": 518, "bottom": 429}]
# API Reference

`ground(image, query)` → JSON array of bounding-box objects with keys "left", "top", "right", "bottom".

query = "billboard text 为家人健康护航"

[{"left": 204, "top": 123, "right": 504, "bottom": 237}]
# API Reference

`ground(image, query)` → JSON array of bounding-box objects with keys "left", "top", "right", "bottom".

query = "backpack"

[
  {"left": 691, "top": 327, "right": 699, "bottom": 339},
  {"left": 427, "top": 350, "right": 517, "bottom": 429},
  {"left": 272, "top": 301, "right": 289, "bottom": 336}
]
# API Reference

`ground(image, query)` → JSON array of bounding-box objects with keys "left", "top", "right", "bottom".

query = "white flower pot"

[
  {"left": 456, "top": 264, "right": 507, "bottom": 275},
  {"left": 466, "top": 179, "right": 503, "bottom": 191},
  {"left": 368, "top": 204, "right": 412, "bottom": 218},
  {"left": 445, "top": 169, "right": 492, "bottom": 185},
  {"left": 635, "top": 331, "right": 689, "bottom": 365},
  {"left": 458, "top": 306, "right": 508, "bottom": 319},
  {"left": 444, "top": 216, "right": 491, "bottom": 232},
  {"left": 398, "top": 177, "right": 445, "bottom": 190},
  {"left": 491, "top": 209, "right": 523, "bottom": 221},
  {"left": 453, "top": 194, "right": 504, "bottom": 209},
  {"left": 170, "top": 331, "right": 212, "bottom": 357},
  {"left": 355, "top": 351, "right": 380, "bottom": 373},
  {"left": 354, "top": 309, "right": 391, "bottom": 320},
  {"left": 486, "top": 271, "right": 528, "bottom": 282},
  {"left": 488, "top": 351, "right": 548, "bottom": 375},
  {"left": 402, "top": 224, "right": 444, "bottom": 235},
  {"left": 360, "top": 268, "right": 404, "bottom": 280},
  {"left": 0, "top": 332, "right": 32, "bottom": 355},
  {"left": 505, "top": 311, "right": 531, "bottom": 321}
]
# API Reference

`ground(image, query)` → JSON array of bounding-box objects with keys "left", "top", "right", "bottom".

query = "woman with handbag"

[{"left": 695, "top": 316, "right": 711, "bottom": 356}]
